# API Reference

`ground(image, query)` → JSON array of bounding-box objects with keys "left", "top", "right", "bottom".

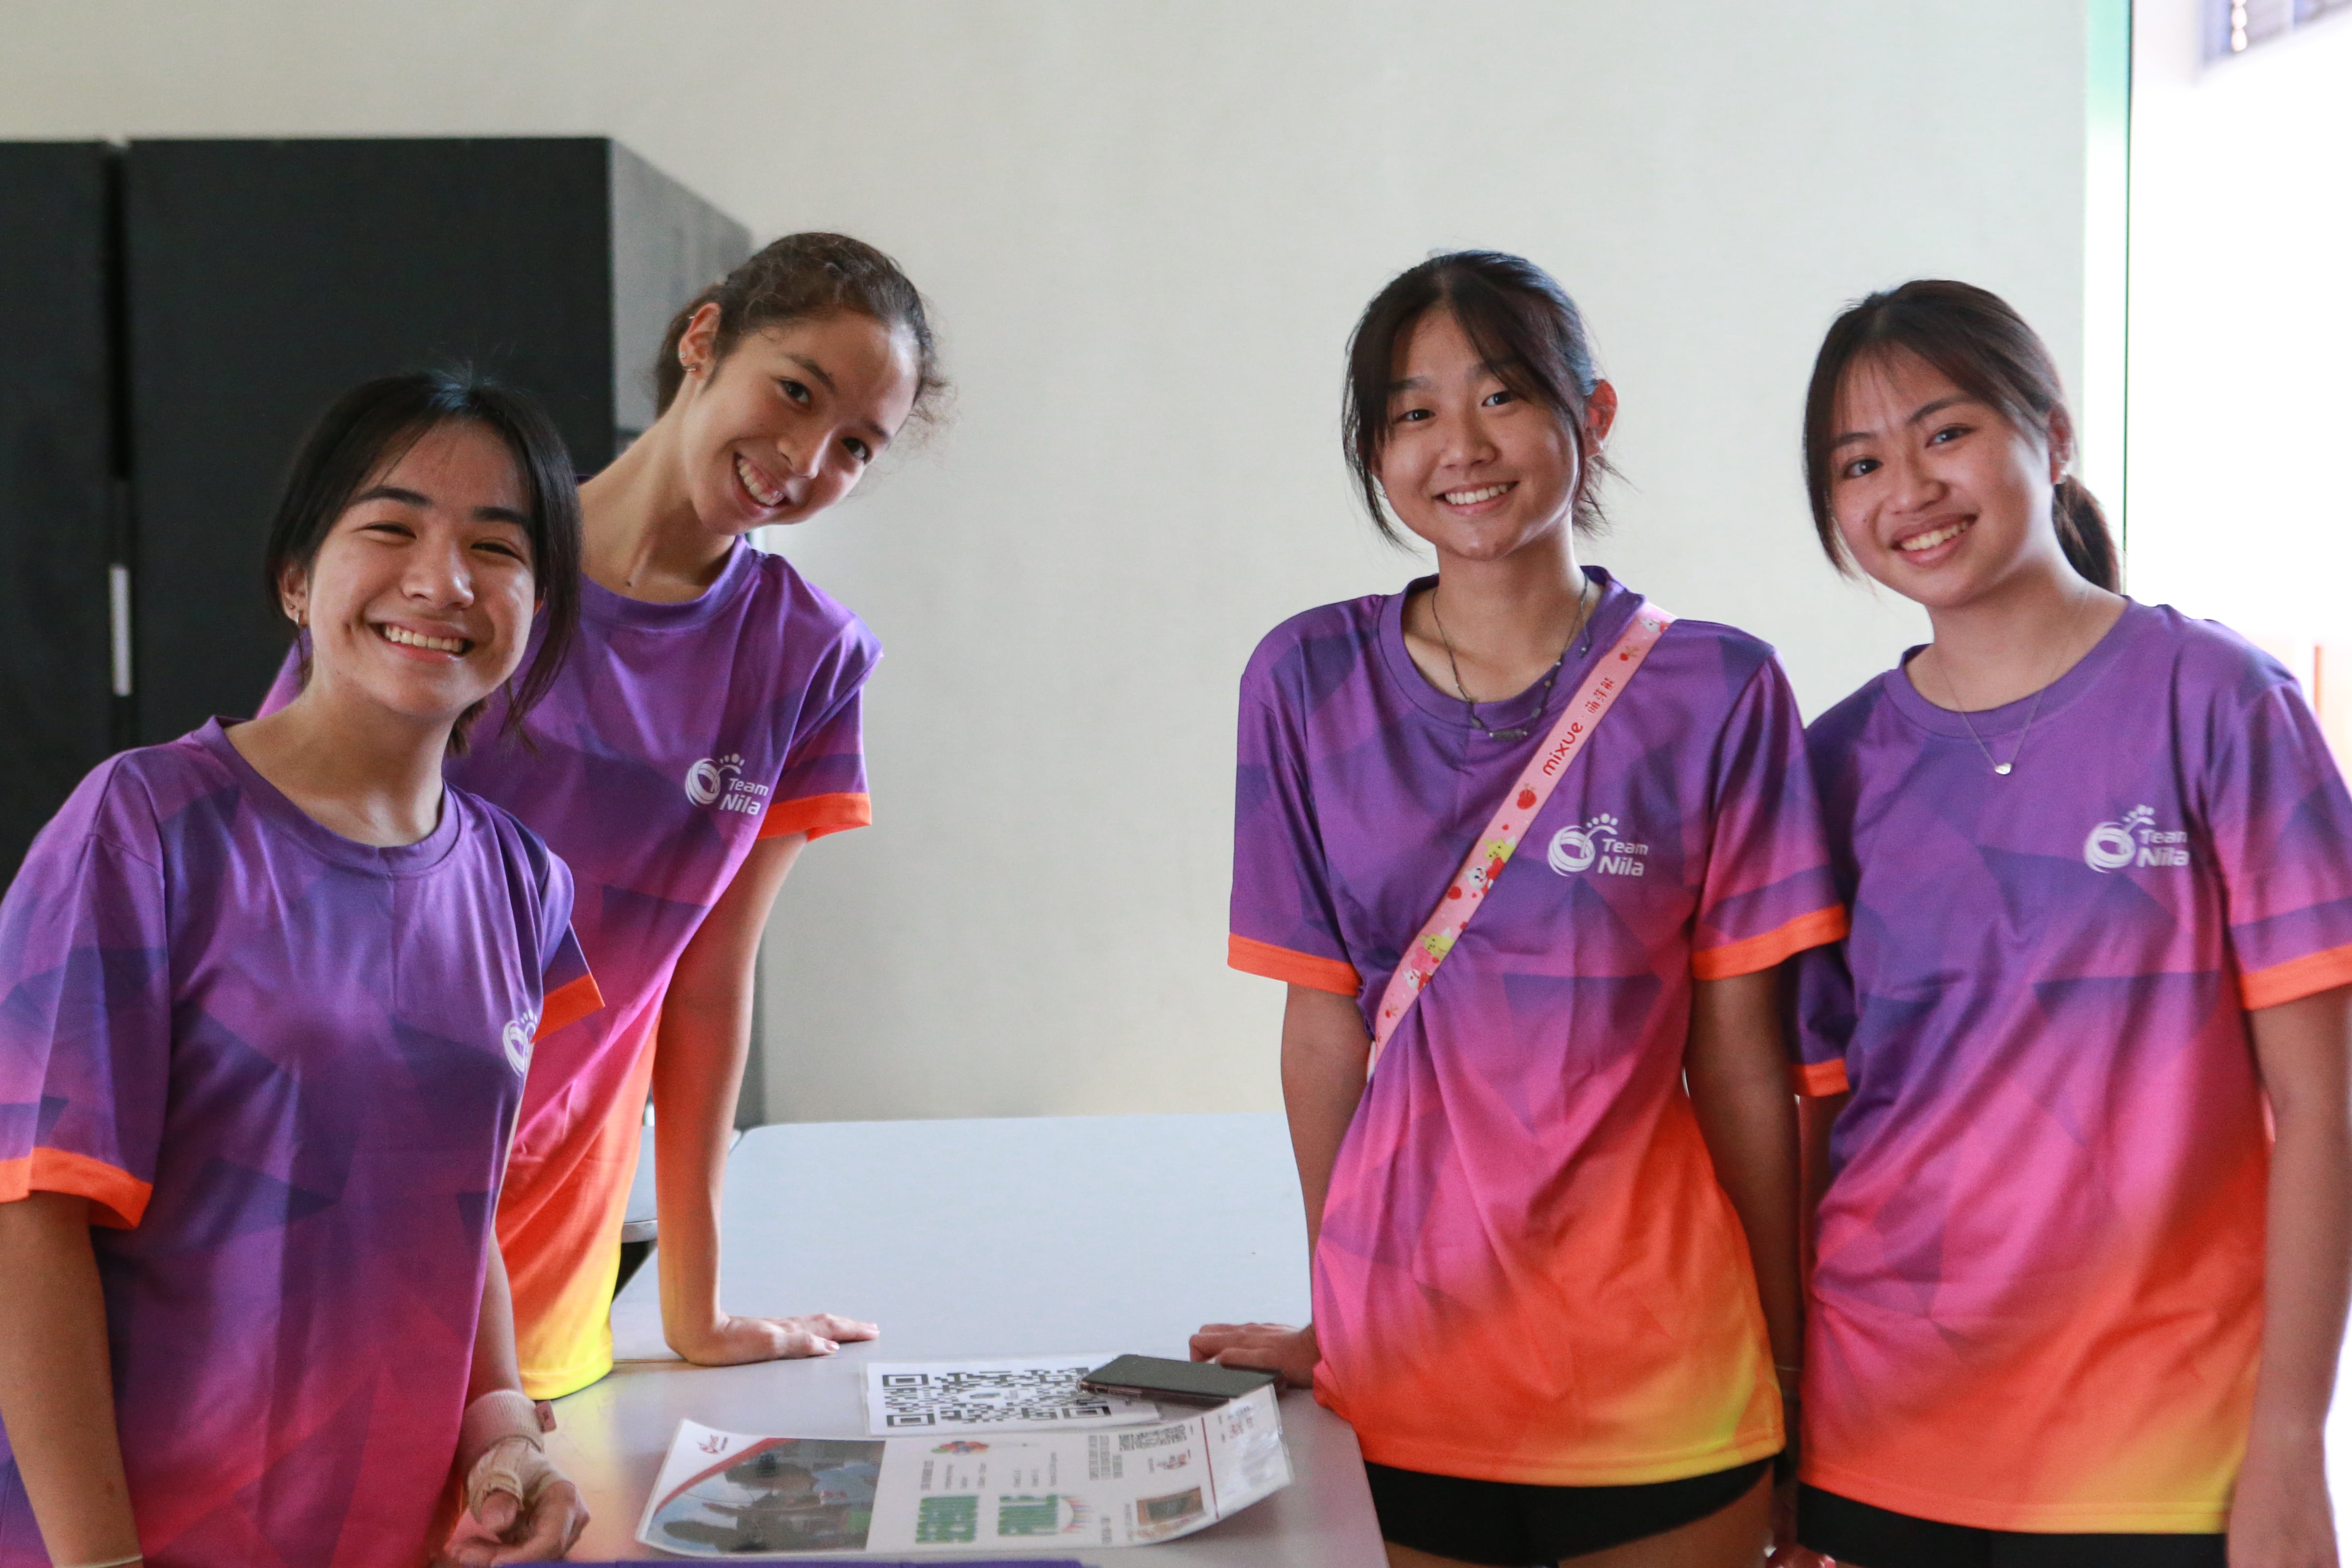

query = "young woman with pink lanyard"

[
  {"left": 1191, "top": 251, "right": 1847, "bottom": 1567},
  {"left": 1791, "top": 281, "right": 2349, "bottom": 1568}
]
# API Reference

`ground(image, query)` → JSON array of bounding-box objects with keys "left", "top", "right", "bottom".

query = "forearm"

[
  {"left": 2251, "top": 1056, "right": 2352, "bottom": 1438},
  {"left": 1279, "top": 985, "right": 1370, "bottom": 1258},
  {"left": 1685, "top": 972, "right": 1805, "bottom": 1371},
  {"left": 468, "top": 1239, "right": 526, "bottom": 1403},
  {"left": 0, "top": 1194, "right": 140, "bottom": 1565},
  {"left": 651, "top": 988, "right": 751, "bottom": 1345},
  {"left": 1796, "top": 1091, "right": 1848, "bottom": 1283}
]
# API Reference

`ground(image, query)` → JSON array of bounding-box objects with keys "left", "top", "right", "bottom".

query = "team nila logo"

[
  {"left": 1548, "top": 813, "right": 1649, "bottom": 877},
  {"left": 685, "top": 753, "right": 772, "bottom": 817},
  {"left": 2083, "top": 804, "right": 2191, "bottom": 873},
  {"left": 502, "top": 1009, "right": 539, "bottom": 1074}
]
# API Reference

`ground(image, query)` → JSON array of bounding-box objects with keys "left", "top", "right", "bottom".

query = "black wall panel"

[
  {"left": 124, "top": 138, "right": 619, "bottom": 743},
  {"left": 0, "top": 143, "right": 116, "bottom": 887}
]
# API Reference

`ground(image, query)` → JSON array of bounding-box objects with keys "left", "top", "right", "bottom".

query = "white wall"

[
  {"left": 2124, "top": 2, "right": 2352, "bottom": 670},
  {"left": 0, "top": 1, "right": 2091, "bottom": 1122}
]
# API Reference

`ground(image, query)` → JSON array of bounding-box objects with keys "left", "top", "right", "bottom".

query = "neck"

[
  {"left": 581, "top": 417, "right": 739, "bottom": 603},
  {"left": 1429, "top": 529, "right": 1588, "bottom": 660},
  {"left": 1911, "top": 555, "right": 2125, "bottom": 711},
  {"left": 227, "top": 682, "right": 452, "bottom": 847}
]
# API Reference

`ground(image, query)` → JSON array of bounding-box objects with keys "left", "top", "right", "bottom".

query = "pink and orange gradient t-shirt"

[
  {"left": 1229, "top": 571, "right": 1846, "bottom": 1486},
  {"left": 1795, "top": 602, "right": 2352, "bottom": 1532},
  {"left": 263, "top": 541, "right": 876, "bottom": 1398},
  {"left": 0, "top": 721, "right": 596, "bottom": 1568}
]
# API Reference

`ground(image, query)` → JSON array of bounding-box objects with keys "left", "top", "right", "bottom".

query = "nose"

[
  {"left": 772, "top": 435, "right": 821, "bottom": 480},
  {"left": 1435, "top": 406, "right": 1497, "bottom": 469},
  {"left": 404, "top": 534, "right": 475, "bottom": 606}
]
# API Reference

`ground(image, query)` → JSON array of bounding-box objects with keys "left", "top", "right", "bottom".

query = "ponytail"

[{"left": 2053, "top": 475, "right": 2120, "bottom": 593}]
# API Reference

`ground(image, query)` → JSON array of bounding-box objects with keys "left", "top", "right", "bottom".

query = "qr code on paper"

[{"left": 878, "top": 1368, "right": 1114, "bottom": 1429}]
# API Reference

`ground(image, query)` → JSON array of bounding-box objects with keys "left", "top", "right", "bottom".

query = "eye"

[
  {"left": 776, "top": 378, "right": 813, "bottom": 407},
  {"left": 1392, "top": 406, "right": 1433, "bottom": 426},
  {"left": 1482, "top": 388, "right": 1516, "bottom": 408},
  {"left": 842, "top": 437, "right": 872, "bottom": 464},
  {"left": 360, "top": 518, "right": 416, "bottom": 540},
  {"left": 1840, "top": 456, "right": 1881, "bottom": 480},
  {"left": 1927, "top": 423, "right": 1970, "bottom": 446},
  {"left": 474, "top": 537, "right": 528, "bottom": 563}
]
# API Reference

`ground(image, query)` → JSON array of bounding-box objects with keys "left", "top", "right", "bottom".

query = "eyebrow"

[
  {"left": 1386, "top": 358, "right": 1521, "bottom": 397},
  {"left": 786, "top": 353, "right": 895, "bottom": 448},
  {"left": 1828, "top": 394, "right": 1976, "bottom": 449},
  {"left": 350, "top": 484, "right": 528, "bottom": 526}
]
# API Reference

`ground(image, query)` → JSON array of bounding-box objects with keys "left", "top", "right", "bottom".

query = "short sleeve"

[
  {"left": 2205, "top": 676, "right": 2352, "bottom": 1010},
  {"left": 1227, "top": 689, "right": 1361, "bottom": 997},
  {"left": 1790, "top": 939, "right": 1856, "bottom": 1097},
  {"left": 760, "top": 684, "right": 873, "bottom": 842},
  {"left": 1688, "top": 659, "right": 1848, "bottom": 983},
  {"left": 0, "top": 811, "right": 172, "bottom": 1228},
  {"left": 530, "top": 849, "right": 603, "bottom": 1041}
]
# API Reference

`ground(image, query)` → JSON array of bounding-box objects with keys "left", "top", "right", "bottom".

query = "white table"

[{"left": 548, "top": 1113, "right": 1384, "bottom": 1565}]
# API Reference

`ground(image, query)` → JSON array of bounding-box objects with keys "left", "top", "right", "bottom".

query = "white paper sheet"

[{"left": 635, "top": 1384, "right": 1292, "bottom": 1557}]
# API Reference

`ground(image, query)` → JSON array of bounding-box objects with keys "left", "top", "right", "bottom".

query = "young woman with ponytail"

[
  {"left": 1791, "top": 280, "right": 2351, "bottom": 1566},
  {"left": 267, "top": 234, "right": 947, "bottom": 1399}
]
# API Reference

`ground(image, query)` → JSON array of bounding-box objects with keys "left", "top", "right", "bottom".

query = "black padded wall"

[
  {"left": 123, "top": 138, "right": 620, "bottom": 744},
  {"left": 0, "top": 143, "right": 117, "bottom": 887}
]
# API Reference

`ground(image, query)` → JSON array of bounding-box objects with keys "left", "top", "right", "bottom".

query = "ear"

[
  {"left": 277, "top": 559, "right": 311, "bottom": 627},
  {"left": 1582, "top": 381, "right": 1620, "bottom": 450},
  {"left": 676, "top": 302, "right": 726, "bottom": 385},
  {"left": 2044, "top": 405, "right": 2076, "bottom": 481}
]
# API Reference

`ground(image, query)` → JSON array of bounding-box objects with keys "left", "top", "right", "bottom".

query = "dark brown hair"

[
  {"left": 1342, "top": 251, "right": 1616, "bottom": 547},
  {"left": 654, "top": 232, "right": 946, "bottom": 429},
  {"left": 1803, "top": 279, "right": 2118, "bottom": 592},
  {"left": 265, "top": 370, "right": 582, "bottom": 753}
]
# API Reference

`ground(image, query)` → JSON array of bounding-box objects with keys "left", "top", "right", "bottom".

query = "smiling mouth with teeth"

[
  {"left": 735, "top": 453, "right": 786, "bottom": 509},
  {"left": 1897, "top": 518, "right": 1972, "bottom": 554},
  {"left": 378, "top": 624, "right": 471, "bottom": 655},
  {"left": 1441, "top": 482, "right": 1515, "bottom": 506}
]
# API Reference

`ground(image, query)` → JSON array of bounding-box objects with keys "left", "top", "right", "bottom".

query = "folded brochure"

[{"left": 636, "top": 1383, "right": 1292, "bottom": 1556}]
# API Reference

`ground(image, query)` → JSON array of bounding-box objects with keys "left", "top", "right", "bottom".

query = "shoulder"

[
  {"left": 2131, "top": 602, "right": 2296, "bottom": 704},
  {"left": 1652, "top": 614, "right": 1782, "bottom": 696},
  {"left": 1240, "top": 595, "right": 1387, "bottom": 707},
  {"left": 748, "top": 549, "right": 882, "bottom": 681},
  {"left": 1805, "top": 675, "right": 1894, "bottom": 762},
  {"left": 7, "top": 734, "right": 231, "bottom": 895},
  {"left": 450, "top": 787, "right": 565, "bottom": 887}
]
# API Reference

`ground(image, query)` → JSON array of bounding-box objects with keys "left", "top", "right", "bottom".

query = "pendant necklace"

[
  {"left": 1430, "top": 575, "right": 1594, "bottom": 743},
  {"left": 1932, "top": 592, "right": 2094, "bottom": 778}
]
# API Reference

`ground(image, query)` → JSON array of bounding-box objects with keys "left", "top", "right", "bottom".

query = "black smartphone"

[{"left": 1079, "top": 1354, "right": 1278, "bottom": 1407}]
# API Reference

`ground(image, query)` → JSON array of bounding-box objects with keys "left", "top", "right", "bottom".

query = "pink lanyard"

[{"left": 1368, "top": 601, "right": 1676, "bottom": 1073}]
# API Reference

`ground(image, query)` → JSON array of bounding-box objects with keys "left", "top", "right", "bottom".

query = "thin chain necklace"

[
  {"left": 1931, "top": 591, "right": 2095, "bottom": 777},
  {"left": 1430, "top": 575, "right": 1595, "bottom": 743}
]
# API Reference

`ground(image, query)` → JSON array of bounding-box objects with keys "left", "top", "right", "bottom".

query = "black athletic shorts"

[
  {"left": 1799, "top": 1485, "right": 2227, "bottom": 1568},
  {"left": 1365, "top": 1458, "right": 1770, "bottom": 1565}
]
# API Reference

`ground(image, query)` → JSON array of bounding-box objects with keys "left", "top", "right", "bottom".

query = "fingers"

[
  {"left": 790, "top": 1312, "right": 878, "bottom": 1343},
  {"left": 485, "top": 1478, "right": 589, "bottom": 1564},
  {"left": 474, "top": 1488, "right": 520, "bottom": 1537}
]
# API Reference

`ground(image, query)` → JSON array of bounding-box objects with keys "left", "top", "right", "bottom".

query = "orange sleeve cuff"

[
  {"left": 1692, "top": 905, "right": 1850, "bottom": 981},
  {"left": 1792, "top": 1058, "right": 1851, "bottom": 1097},
  {"left": 1228, "top": 934, "right": 1362, "bottom": 996},
  {"left": 0, "top": 1148, "right": 153, "bottom": 1229},
  {"left": 536, "top": 972, "right": 606, "bottom": 1040},
  {"left": 759, "top": 791, "right": 872, "bottom": 842},
  {"left": 2241, "top": 939, "right": 2352, "bottom": 1012}
]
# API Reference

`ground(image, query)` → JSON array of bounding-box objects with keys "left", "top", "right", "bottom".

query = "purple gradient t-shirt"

[
  {"left": 0, "top": 720, "right": 595, "bottom": 1568},
  {"left": 1228, "top": 570, "right": 1846, "bottom": 1485},
  {"left": 1796, "top": 602, "right": 2352, "bottom": 1531}
]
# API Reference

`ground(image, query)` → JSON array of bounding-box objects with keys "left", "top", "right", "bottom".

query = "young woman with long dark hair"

[
  {"left": 0, "top": 372, "right": 595, "bottom": 1566},
  {"left": 1793, "top": 279, "right": 2349, "bottom": 1567}
]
